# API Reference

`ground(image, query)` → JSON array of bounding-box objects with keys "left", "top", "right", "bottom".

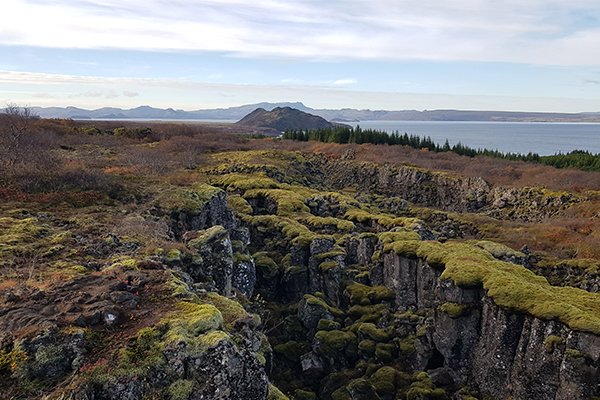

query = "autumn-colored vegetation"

[
  {"left": 284, "top": 125, "right": 600, "bottom": 172},
  {"left": 1, "top": 105, "right": 600, "bottom": 281},
  {"left": 5, "top": 106, "right": 600, "bottom": 399}
]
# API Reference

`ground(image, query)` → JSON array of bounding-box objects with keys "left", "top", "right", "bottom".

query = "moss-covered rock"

[
  {"left": 345, "top": 283, "right": 395, "bottom": 306},
  {"left": 368, "top": 366, "right": 398, "bottom": 397},
  {"left": 268, "top": 383, "right": 290, "bottom": 400},
  {"left": 357, "top": 323, "right": 390, "bottom": 342},
  {"left": 439, "top": 302, "right": 471, "bottom": 318},
  {"left": 313, "top": 330, "right": 357, "bottom": 359},
  {"left": 298, "top": 294, "right": 344, "bottom": 329}
]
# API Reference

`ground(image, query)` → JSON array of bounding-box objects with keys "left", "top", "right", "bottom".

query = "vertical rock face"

[
  {"left": 374, "top": 251, "right": 600, "bottom": 399},
  {"left": 168, "top": 189, "right": 238, "bottom": 241},
  {"left": 166, "top": 184, "right": 257, "bottom": 298},
  {"left": 168, "top": 338, "right": 269, "bottom": 400},
  {"left": 314, "top": 158, "right": 492, "bottom": 213},
  {"left": 185, "top": 225, "right": 257, "bottom": 298},
  {"left": 186, "top": 225, "right": 235, "bottom": 296},
  {"left": 308, "top": 237, "right": 346, "bottom": 305}
]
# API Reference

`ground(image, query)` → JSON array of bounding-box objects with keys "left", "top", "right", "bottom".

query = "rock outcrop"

[{"left": 370, "top": 250, "right": 600, "bottom": 400}]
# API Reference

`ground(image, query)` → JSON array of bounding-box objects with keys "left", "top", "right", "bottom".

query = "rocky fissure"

[{"left": 3, "top": 152, "right": 600, "bottom": 400}]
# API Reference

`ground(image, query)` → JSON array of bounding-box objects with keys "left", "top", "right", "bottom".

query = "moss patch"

[
  {"left": 345, "top": 283, "right": 395, "bottom": 306},
  {"left": 313, "top": 330, "right": 357, "bottom": 358},
  {"left": 383, "top": 238, "right": 600, "bottom": 335},
  {"left": 545, "top": 335, "right": 566, "bottom": 353},
  {"left": 439, "top": 302, "right": 470, "bottom": 318},
  {"left": 157, "top": 183, "right": 223, "bottom": 214}
]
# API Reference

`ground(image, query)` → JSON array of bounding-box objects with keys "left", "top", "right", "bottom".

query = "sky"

[{"left": 2, "top": 1, "right": 600, "bottom": 112}]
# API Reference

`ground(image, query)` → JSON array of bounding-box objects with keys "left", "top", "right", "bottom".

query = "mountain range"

[{"left": 29, "top": 102, "right": 600, "bottom": 122}]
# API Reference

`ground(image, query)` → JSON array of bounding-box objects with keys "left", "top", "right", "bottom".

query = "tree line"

[{"left": 283, "top": 126, "right": 600, "bottom": 172}]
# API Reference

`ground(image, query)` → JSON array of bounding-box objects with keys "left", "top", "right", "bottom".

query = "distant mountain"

[
  {"left": 236, "top": 107, "right": 333, "bottom": 132},
  {"left": 28, "top": 103, "right": 600, "bottom": 123},
  {"left": 29, "top": 102, "right": 311, "bottom": 120}
]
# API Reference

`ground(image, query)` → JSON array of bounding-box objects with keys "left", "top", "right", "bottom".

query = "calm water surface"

[{"left": 351, "top": 121, "right": 600, "bottom": 156}]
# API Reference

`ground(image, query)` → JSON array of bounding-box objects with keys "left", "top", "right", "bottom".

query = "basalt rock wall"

[
  {"left": 312, "top": 156, "right": 585, "bottom": 220},
  {"left": 371, "top": 251, "right": 600, "bottom": 400},
  {"left": 313, "top": 157, "right": 491, "bottom": 213}
]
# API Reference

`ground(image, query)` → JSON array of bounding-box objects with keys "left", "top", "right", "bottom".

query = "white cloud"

[
  {"left": 2, "top": 0, "right": 600, "bottom": 65},
  {"left": 78, "top": 90, "right": 103, "bottom": 98},
  {"left": 123, "top": 91, "right": 139, "bottom": 97},
  {"left": 333, "top": 78, "right": 357, "bottom": 85},
  {"left": 4, "top": 70, "right": 600, "bottom": 112},
  {"left": 32, "top": 92, "right": 54, "bottom": 99}
]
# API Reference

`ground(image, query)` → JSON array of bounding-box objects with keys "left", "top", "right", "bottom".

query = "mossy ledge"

[{"left": 385, "top": 239, "right": 600, "bottom": 335}]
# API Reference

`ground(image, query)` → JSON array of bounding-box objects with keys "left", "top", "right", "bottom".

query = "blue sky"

[{"left": 2, "top": 0, "right": 600, "bottom": 112}]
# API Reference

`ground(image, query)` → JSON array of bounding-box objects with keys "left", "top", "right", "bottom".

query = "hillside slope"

[{"left": 236, "top": 107, "right": 334, "bottom": 132}]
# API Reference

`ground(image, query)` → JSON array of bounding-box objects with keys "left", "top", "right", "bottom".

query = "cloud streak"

[
  {"left": 4, "top": 70, "right": 600, "bottom": 113},
  {"left": 3, "top": 0, "right": 600, "bottom": 65}
]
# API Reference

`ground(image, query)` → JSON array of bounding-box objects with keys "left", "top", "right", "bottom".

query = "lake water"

[{"left": 350, "top": 121, "right": 600, "bottom": 156}]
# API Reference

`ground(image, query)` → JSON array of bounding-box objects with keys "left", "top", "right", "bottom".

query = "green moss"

[
  {"left": 165, "top": 248, "right": 183, "bottom": 262},
  {"left": 317, "top": 319, "right": 342, "bottom": 331},
  {"left": 199, "top": 292, "right": 247, "bottom": 327},
  {"left": 371, "top": 250, "right": 381, "bottom": 262},
  {"left": 244, "top": 187, "right": 310, "bottom": 217},
  {"left": 369, "top": 366, "right": 398, "bottom": 396},
  {"left": 186, "top": 225, "right": 228, "bottom": 251},
  {"left": 347, "top": 304, "right": 389, "bottom": 323},
  {"left": 474, "top": 240, "right": 525, "bottom": 259},
  {"left": 254, "top": 253, "right": 280, "bottom": 279},
  {"left": 304, "top": 294, "right": 346, "bottom": 319},
  {"left": 164, "top": 302, "right": 224, "bottom": 340},
  {"left": 455, "top": 387, "right": 480, "bottom": 400},
  {"left": 358, "top": 339, "right": 376, "bottom": 354},
  {"left": 383, "top": 240, "right": 422, "bottom": 258},
  {"left": 383, "top": 240, "right": 600, "bottom": 335},
  {"left": 268, "top": 384, "right": 290, "bottom": 400},
  {"left": 396, "top": 335, "right": 416, "bottom": 355},
  {"left": 273, "top": 341, "right": 304, "bottom": 362},
  {"left": 375, "top": 343, "right": 396, "bottom": 363},
  {"left": 378, "top": 231, "right": 421, "bottom": 244},
  {"left": 406, "top": 372, "right": 449, "bottom": 400},
  {"left": 439, "top": 302, "right": 470, "bottom": 318},
  {"left": 0, "top": 217, "right": 51, "bottom": 258},
  {"left": 99, "top": 327, "right": 168, "bottom": 383},
  {"left": 358, "top": 323, "right": 390, "bottom": 342},
  {"left": 227, "top": 194, "right": 253, "bottom": 215},
  {"left": 166, "top": 272, "right": 194, "bottom": 298},
  {"left": 313, "top": 330, "right": 357, "bottom": 358},
  {"left": 345, "top": 283, "right": 395, "bottom": 306},
  {"left": 294, "top": 389, "right": 317, "bottom": 400},
  {"left": 314, "top": 246, "right": 347, "bottom": 262},
  {"left": 49, "top": 231, "right": 71, "bottom": 244},
  {"left": 565, "top": 349, "right": 586, "bottom": 358},
  {"left": 212, "top": 173, "right": 281, "bottom": 191},
  {"left": 233, "top": 253, "right": 251, "bottom": 264},
  {"left": 416, "top": 326, "right": 427, "bottom": 336},
  {"left": 320, "top": 261, "right": 340, "bottom": 272},
  {"left": 306, "top": 216, "right": 355, "bottom": 232},
  {"left": 169, "top": 379, "right": 194, "bottom": 400},
  {"left": 158, "top": 183, "right": 224, "bottom": 214},
  {"left": 396, "top": 310, "right": 421, "bottom": 323},
  {"left": 545, "top": 335, "right": 566, "bottom": 353},
  {"left": 331, "top": 387, "right": 352, "bottom": 400}
]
